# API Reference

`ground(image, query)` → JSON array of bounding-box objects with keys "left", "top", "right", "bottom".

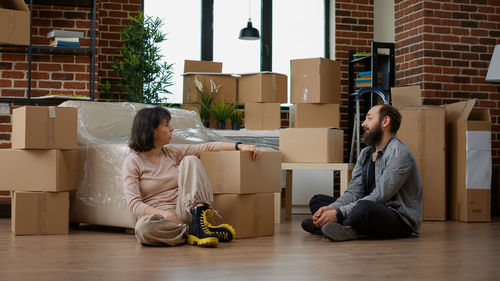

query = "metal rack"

[{"left": 0, "top": 0, "right": 96, "bottom": 104}]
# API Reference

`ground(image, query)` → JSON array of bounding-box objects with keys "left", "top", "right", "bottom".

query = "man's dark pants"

[{"left": 310, "top": 194, "right": 412, "bottom": 238}]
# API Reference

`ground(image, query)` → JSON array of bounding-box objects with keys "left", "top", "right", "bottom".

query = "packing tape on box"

[
  {"left": 301, "top": 88, "right": 309, "bottom": 103},
  {"left": 47, "top": 106, "right": 56, "bottom": 149},
  {"left": 38, "top": 193, "right": 48, "bottom": 234}
]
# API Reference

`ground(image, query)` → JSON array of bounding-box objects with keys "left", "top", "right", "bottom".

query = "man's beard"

[{"left": 362, "top": 122, "right": 383, "bottom": 146}]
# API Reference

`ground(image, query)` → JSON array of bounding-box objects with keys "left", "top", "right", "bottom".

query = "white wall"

[{"left": 374, "top": 0, "right": 395, "bottom": 43}]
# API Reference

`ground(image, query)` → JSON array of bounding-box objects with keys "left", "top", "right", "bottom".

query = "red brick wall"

[
  {"left": 335, "top": 0, "right": 375, "bottom": 157},
  {"left": 395, "top": 0, "right": 500, "bottom": 163}
]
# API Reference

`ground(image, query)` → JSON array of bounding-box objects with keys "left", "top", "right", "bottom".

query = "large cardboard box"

[
  {"left": 291, "top": 57, "right": 341, "bottom": 104},
  {"left": 12, "top": 106, "right": 77, "bottom": 150},
  {"left": 0, "top": 0, "right": 30, "bottom": 46},
  {"left": 179, "top": 103, "right": 231, "bottom": 130},
  {"left": 184, "top": 60, "right": 223, "bottom": 73},
  {"left": 238, "top": 72, "right": 287, "bottom": 103},
  {"left": 0, "top": 149, "right": 78, "bottom": 192},
  {"left": 294, "top": 103, "right": 340, "bottom": 128},
  {"left": 12, "top": 191, "right": 69, "bottom": 235},
  {"left": 183, "top": 73, "right": 237, "bottom": 104},
  {"left": 200, "top": 151, "right": 282, "bottom": 194},
  {"left": 280, "top": 128, "right": 343, "bottom": 163},
  {"left": 445, "top": 99, "right": 491, "bottom": 222},
  {"left": 244, "top": 103, "right": 281, "bottom": 130},
  {"left": 212, "top": 193, "right": 274, "bottom": 238},
  {"left": 398, "top": 106, "right": 446, "bottom": 221}
]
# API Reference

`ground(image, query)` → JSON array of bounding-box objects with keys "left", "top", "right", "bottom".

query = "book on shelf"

[
  {"left": 49, "top": 37, "right": 81, "bottom": 48},
  {"left": 358, "top": 71, "right": 372, "bottom": 77},
  {"left": 47, "top": 30, "right": 84, "bottom": 39},
  {"left": 355, "top": 77, "right": 372, "bottom": 83}
]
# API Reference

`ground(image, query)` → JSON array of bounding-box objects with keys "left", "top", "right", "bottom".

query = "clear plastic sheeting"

[{"left": 58, "top": 101, "right": 231, "bottom": 228}]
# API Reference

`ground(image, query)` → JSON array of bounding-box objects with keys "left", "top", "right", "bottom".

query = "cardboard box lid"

[
  {"left": 182, "top": 72, "right": 236, "bottom": 76},
  {"left": 0, "top": 0, "right": 29, "bottom": 11},
  {"left": 238, "top": 71, "right": 287, "bottom": 77},
  {"left": 391, "top": 85, "right": 422, "bottom": 108},
  {"left": 445, "top": 99, "right": 484, "bottom": 123},
  {"left": 184, "top": 60, "right": 222, "bottom": 73}
]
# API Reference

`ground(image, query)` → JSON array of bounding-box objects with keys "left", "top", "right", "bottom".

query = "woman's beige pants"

[{"left": 134, "top": 155, "right": 213, "bottom": 246}]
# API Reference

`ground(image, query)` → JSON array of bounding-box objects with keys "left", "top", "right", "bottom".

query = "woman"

[{"left": 122, "top": 106, "right": 261, "bottom": 247}]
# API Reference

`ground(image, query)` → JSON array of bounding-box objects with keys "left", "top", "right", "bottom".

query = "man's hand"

[{"left": 312, "top": 205, "right": 338, "bottom": 227}]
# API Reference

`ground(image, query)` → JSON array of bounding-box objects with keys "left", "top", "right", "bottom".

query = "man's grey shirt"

[{"left": 331, "top": 137, "right": 423, "bottom": 233}]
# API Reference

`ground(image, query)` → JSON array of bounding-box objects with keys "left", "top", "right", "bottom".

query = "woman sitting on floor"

[{"left": 122, "top": 106, "right": 261, "bottom": 247}]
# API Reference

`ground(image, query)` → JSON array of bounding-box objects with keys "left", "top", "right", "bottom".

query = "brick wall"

[
  {"left": 335, "top": 0, "right": 375, "bottom": 158},
  {"left": 395, "top": 0, "right": 500, "bottom": 163}
]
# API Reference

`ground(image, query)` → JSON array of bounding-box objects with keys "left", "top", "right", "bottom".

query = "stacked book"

[
  {"left": 47, "top": 30, "right": 84, "bottom": 48},
  {"left": 355, "top": 70, "right": 372, "bottom": 89}
]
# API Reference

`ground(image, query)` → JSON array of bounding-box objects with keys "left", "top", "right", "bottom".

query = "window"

[
  {"left": 213, "top": 0, "right": 261, "bottom": 74},
  {"left": 273, "top": 0, "right": 324, "bottom": 103},
  {"left": 144, "top": 1, "right": 201, "bottom": 104}
]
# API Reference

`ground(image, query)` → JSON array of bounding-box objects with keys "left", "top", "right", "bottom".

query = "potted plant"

[
  {"left": 112, "top": 12, "right": 173, "bottom": 104},
  {"left": 230, "top": 109, "right": 243, "bottom": 130},
  {"left": 193, "top": 77, "right": 218, "bottom": 128},
  {"left": 210, "top": 97, "right": 237, "bottom": 130}
]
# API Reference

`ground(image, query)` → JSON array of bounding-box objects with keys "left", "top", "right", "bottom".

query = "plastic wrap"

[{"left": 58, "top": 101, "right": 231, "bottom": 228}]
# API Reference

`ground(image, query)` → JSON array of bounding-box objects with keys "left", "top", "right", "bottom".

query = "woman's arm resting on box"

[{"left": 219, "top": 142, "right": 261, "bottom": 160}]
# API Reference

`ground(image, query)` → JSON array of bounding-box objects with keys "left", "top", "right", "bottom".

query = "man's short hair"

[
  {"left": 378, "top": 104, "right": 402, "bottom": 134},
  {"left": 129, "top": 106, "right": 171, "bottom": 152}
]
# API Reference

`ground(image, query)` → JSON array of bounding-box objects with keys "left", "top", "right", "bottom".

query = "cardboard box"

[
  {"left": 0, "top": 0, "right": 30, "bottom": 46},
  {"left": 291, "top": 57, "right": 341, "bottom": 103},
  {"left": 12, "top": 106, "right": 77, "bottom": 150},
  {"left": 200, "top": 151, "right": 282, "bottom": 194},
  {"left": 446, "top": 99, "right": 491, "bottom": 222},
  {"left": 244, "top": 103, "right": 281, "bottom": 130},
  {"left": 183, "top": 73, "right": 237, "bottom": 104},
  {"left": 391, "top": 85, "right": 422, "bottom": 108},
  {"left": 12, "top": 191, "right": 69, "bottom": 235},
  {"left": 212, "top": 193, "right": 274, "bottom": 238},
  {"left": 0, "top": 149, "right": 78, "bottom": 192},
  {"left": 398, "top": 106, "right": 446, "bottom": 221},
  {"left": 274, "top": 192, "right": 281, "bottom": 224},
  {"left": 184, "top": 60, "right": 223, "bottom": 73},
  {"left": 280, "top": 128, "right": 344, "bottom": 163},
  {"left": 238, "top": 72, "right": 287, "bottom": 103},
  {"left": 294, "top": 103, "right": 340, "bottom": 128},
  {"left": 179, "top": 103, "right": 231, "bottom": 130}
]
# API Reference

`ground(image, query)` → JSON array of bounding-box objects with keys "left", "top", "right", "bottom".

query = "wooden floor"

[{"left": 1, "top": 216, "right": 500, "bottom": 281}]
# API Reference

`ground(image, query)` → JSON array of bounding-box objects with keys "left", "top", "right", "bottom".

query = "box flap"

[
  {"left": 184, "top": 60, "right": 222, "bottom": 73},
  {"left": 182, "top": 72, "right": 235, "bottom": 76},
  {"left": 0, "top": 0, "right": 29, "bottom": 11},
  {"left": 238, "top": 71, "right": 286, "bottom": 76},
  {"left": 445, "top": 99, "right": 476, "bottom": 123},
  {"left": 391, "top": 85, "right": 422, "bottom": 107},
  {"left": 469, "top": 109, "right": 490, "bottom": 122}
]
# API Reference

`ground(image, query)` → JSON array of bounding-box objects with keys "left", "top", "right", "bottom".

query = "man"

[{"left": 302, "top": 104, "right": 422, "bottom": 242}]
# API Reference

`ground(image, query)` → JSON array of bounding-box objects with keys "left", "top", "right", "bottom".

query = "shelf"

[
  {"left": 350, "top": 55, "right": 371, "bottom": 63},
  {"left": 25, "top": 0, "right": 94, "bottom": 8},
  {"left": 0, "top": 45, "right": 92, "bottom": 56},
  {"left": 0, "top": 97, "right": 91, "bottom": 105}
]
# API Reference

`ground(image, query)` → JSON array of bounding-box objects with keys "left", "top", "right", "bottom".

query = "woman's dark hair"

[
  {"left": 129, "top": 106, "right": 171, "bottom": 152},
  {"left": 378, "top": 104, "right": 402, "bottom": 134}
]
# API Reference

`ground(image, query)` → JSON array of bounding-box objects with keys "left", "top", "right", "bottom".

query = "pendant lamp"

[{"left": 239, "top": 0, "right": 260, "bottom": 40}]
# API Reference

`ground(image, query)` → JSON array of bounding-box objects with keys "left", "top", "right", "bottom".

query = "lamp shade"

[
  {"left": 239, "top": 19, "right": 260, "bottom": 40},
  {"left": 486, "top": 44, "right": 500, "bottom": 82}
]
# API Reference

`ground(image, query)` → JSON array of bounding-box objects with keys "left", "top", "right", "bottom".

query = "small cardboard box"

[
  {"left": 0, "top": 149, "right": 78, "bottom": 192},
  {"left": 0, "top": 0, "right": 30, "bottom": 46},
  {"left": 398, "top": 106, "right": 446, "bottom": 221},
  {"left": 184, "top": 60, "right": 223, "bottom": 73},
  {"left": 445, "top": 99, "right": 491, "bottom": 222},
  {"left": 179, "top": 103, "right": 231, "bottom": 130},
  {"left": 280, "top": 128, "right": 344, "bottom": 163},
  {"left": 391, "top": 85, "right": 422, "bottom": 108},
  {"left": 244, "top": 103, "right": 281, "bottom": 130},
  {"left": 183, "top": 73, "right": 237, "bottom": 104},
  {"left": 294, "top": 103, "right": 340, "bottom": 128},
  {"left": 291, "top": 57, "right": 341, "bottom": 104},
  {"left": 12, "top": 191, "right": 69, "bottom": 235},
  {"left": 212, "top": 193, "right": 274, "bottom": 238},
  {"left": 12, "top": 106, "right": 77, "bottom": 150},
  {"left": 200, "top": 151, "right": 282, "bottom": 194},
  {"left": 238, "top": 72, "right": 287, "bottom": 103}
]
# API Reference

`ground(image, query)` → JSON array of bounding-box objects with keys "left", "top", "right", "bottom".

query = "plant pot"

[
  {"left": 231, "top": 122, "right": 241, "bottom": 130},
  {"left": 216, "top": 121, "right": 226, "bottom": 130},
  {"left": 202, "top": 121, "right": 210, "bottom": 128}
]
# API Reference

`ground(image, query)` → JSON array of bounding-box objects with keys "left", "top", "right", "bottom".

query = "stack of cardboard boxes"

[
  {"left": 181, "top": 60, "right": 237, "bottom": 129},
  {"left": 200, "top": 150, "right": 282, "bottom": 238},
  {"left": 394, "top": 86, "right": 491, "bottom": 222},
  {"left": 0, "top": 106, "right": 78, "bottom": 235},
  {"left": 280, "top": 57, "right": 344, "bottom": 163},
  {"left": 238, "top": 72, "right": 287, "bottom": 130}
]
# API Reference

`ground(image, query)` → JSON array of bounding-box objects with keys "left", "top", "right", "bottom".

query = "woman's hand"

[
  {"left": 238, "top": 144, "right": 261, "bottom": 161},
  {"left": 160, "top": 210, "right": 184, "bottom": 225}
]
